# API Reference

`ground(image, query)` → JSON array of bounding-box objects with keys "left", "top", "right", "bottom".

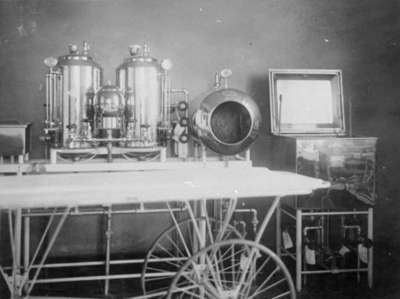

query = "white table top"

[{"left": 0, "top": 167, "right": 329, "bottom": 209}]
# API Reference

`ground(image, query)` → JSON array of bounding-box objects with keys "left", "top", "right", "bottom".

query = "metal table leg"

[
  {"left": 368, "top": 208, "right": 373, "bottom": 288},
  {"left": 296, "top": 209, "right": 302, "bottom": 292},
  {"left": 276, "top": 200, "right": 282, "bottom": 256}
]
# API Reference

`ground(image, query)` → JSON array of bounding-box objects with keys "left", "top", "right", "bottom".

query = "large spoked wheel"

[
  {"left": 142, "top": 218, "right": 243, "bottom": 296},
  {"left": 166, "top": 239, "right": 296, "bottom": 299}
]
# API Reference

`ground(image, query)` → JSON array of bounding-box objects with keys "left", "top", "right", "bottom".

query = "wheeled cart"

[{"left": 0, "top": 167, "right": 328, "bottom": 299}]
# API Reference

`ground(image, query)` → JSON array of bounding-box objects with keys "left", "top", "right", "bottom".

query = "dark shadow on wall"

[{"left": 245, "top": 73, "right": 271, "bottom": 167}]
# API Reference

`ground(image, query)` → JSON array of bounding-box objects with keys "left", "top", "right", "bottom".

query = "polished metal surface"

[
  {"left": 192, "top": 89, "right": 261, "bottom": 155},
  {"left": 94, "top": 84, "right": 125, "bottom": 139},
  {"left": 116, "top": 45, "right": 166, "bottom": 147},
  {"left": 45, "top": 41, "right": 103, "bottom": 148},
  {"left": 191, "top": 71, "right": 261, "bottom": 155}
]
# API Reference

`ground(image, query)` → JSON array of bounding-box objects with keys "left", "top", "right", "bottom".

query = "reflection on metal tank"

[
  {"left": 44, "top": 41, "right": 103, "bottom": 148},
  {"left": 94, "top": 83, "right": 125, "bottom": 139},
  {"left": 191, "top": 70, "right": 261, "bottom": 155},
  {"left": 116, "top": 44, "right": 170, "bottom": 147}
]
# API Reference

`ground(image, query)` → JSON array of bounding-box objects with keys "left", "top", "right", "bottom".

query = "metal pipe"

[
  {"left": 0, "top": 265, "right": 12, "bottom": 291},
  {"left": 27, "top": 207, "right": 70, "bottom": 295},
  {"left": 234, "top": 208, "right": 258, "bottom": 235},
  {"left": 8, "top": 210, "right": 17, "bottom": 298},
  {"left": 302, "top": 268, "right": 368, "bottom": 275},
  {"left": 184, "top": 201, "right": 204, "bottom": 248},
  {"left": 235, "top": 196, "right": 281, "bottom": 294},
  {"left": 170, "top": 89, "right": 189, "bottom": 103},
  {"left": 166, "top": 202, "right": 191, "bottom": 257},
  {"left": 104, "top": 206, "right": 112, "bottom": 295},
  {"left": 23, "top": 211, "right": 30, "bottom": 293},
  {"left": 303, "top": 226, "right": 323, "bottom": 233},
  {"left": 49, "top": 72, "right": 54, "bottom": 126},
  {"left": 45, "top": 74, "right": 50, "bottom": 125},
  {"left": 106, "top": 141, "right": 112, "bottom": 163},
  {"left": 254, "top": 196, "right": 280, "bottom": 244},
  {"left": 281, "top": 208, "right": 296, "bottom": 220},
  {"left": 296, "top": 209, "right": 302, "bottom": 292},
  {"left": 368, "top": 207, "right": 373, "bottom": 288},
  {"left": 13, "top": 208, "right": 23, "bottom": 297},
  {"left": 276, "top": 200, "right": 281, "bottom": 256},
  {"left": 58, "top": 71, "right": 63, "bottom": 129},
  {"left": 302, "top": 210, "right": 369, "bottom": 216},
  {"left": 216, "top": 197, "right": 237, "bottom": 243},
  {"left": 52, "top": 71, "right": 56, "bottom": 127},
  {"left": 232, "top": 220, "right": 247, "bottom": 237},
  {"left": 30, "top": 271, "right": 177, "bottom": 284},
  {"left": 162, "top": 71, "right": 170, "bottom": 125},
  {"left": 20, "top": 212, "right": 56, "bottom": 291},
  {"left": 322, "top": 214, "right": 327, "bottom": 248},
  {"left": 27, "top": 297, "right": 103, "bottom": 299},
  {"left": 22, "top": 206, "right": 186, "bottom": 217},
  {"left": 281, "top": 248, "right": 296, "bottom": 261},
  {"left": 5, "top": 257, "right": 187, "bottom": 271},
  {"left": 8, "top": 210, "right": 16, "bottom": 270}
]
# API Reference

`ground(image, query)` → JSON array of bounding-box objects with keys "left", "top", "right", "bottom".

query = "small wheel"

[
  {"left": 142, "top": 218, "right": 243, "bottom": 296},
  {"left": 167, "top": 239, "right": 296, "bottom": 299}
]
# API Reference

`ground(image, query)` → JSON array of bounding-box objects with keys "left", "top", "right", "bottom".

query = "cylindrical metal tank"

[
  {"left": 116, "top": 45, "right": 164, "bottom": 147},
  {"left": 94, "top": 83, "right": 125, "bottom": 139},
  {"left": 54, "top": 41, "right": 103, "bottom": 148},
  {"left": 191, "top": 88, "right": 261, "bottom": 155}
]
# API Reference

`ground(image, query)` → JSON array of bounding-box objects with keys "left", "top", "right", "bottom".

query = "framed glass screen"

[{"left": 269, "top": 69, "right": 346, "bottom": 136}]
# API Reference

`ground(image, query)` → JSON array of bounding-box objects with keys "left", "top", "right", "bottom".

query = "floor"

[{"left": 1, "top": 264, "right": 399, "bottom": 299}]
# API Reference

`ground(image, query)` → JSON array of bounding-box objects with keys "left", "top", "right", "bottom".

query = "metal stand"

[
  {"left": 49, "top": 147, "right": 165, "bottom": 164},
  {"left": 277, "top": 205, "right": 374, "bottom": 292}
]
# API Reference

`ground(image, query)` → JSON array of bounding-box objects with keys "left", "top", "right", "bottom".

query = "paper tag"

[
  {"left": 358, "top": 244, "right": 369, "bottom": 264},
  {"left": 240, "top": 253, "right": 249, "bottom": 271},
  {"left": 283, "top": 231, "right": 293, "bottom": 249},
  {"left": 172, "top": 124, "right": 185, "bottom": 140},
  {"left": 338, "top": 245, "right": 351, "bottom": 256},
  {"left": 305, "top": 245, "right": 316, "bottom": 265}
]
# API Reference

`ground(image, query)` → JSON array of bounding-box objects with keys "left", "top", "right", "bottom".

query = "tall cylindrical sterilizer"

[
  {"left": 44, "top": 41, "right": 103, "bottom": 149},
  {"left": 116, "top": 44, "right": 170, "bottom": 147}
]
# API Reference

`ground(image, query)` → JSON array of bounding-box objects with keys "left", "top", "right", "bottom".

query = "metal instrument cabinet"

[
  {"left": 263, "top": 135, "right": 376, "bottom": 291},
  {"left": 265, "top": 136, "right": 377, "bottom": 205},
  {"left": 267, "top": 69, "right": 376, "bottom": 291}
]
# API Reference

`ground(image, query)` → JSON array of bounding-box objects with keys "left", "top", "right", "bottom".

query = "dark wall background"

[{"left": 1, "top": 0, "right": 400, "bottom": 293}]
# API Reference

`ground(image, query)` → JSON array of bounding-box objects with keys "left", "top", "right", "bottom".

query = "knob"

[
  {"left": 161, "top": 59, "right": 173, "bottom": 71},
  {"left": 129, "top": 45, "right": 141, "bottom": 56},
  {"left": 220, "top": 68, "right": 233, "bottom": 78},
  {"left": 177, "top": 101, "right": 188, "bottom": 111},
  {"left": 68, "top": 44, "right": 78, "bottom": 54},
  {"left": 44, "top": 57, "right": 58, "bottom": 68}
]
